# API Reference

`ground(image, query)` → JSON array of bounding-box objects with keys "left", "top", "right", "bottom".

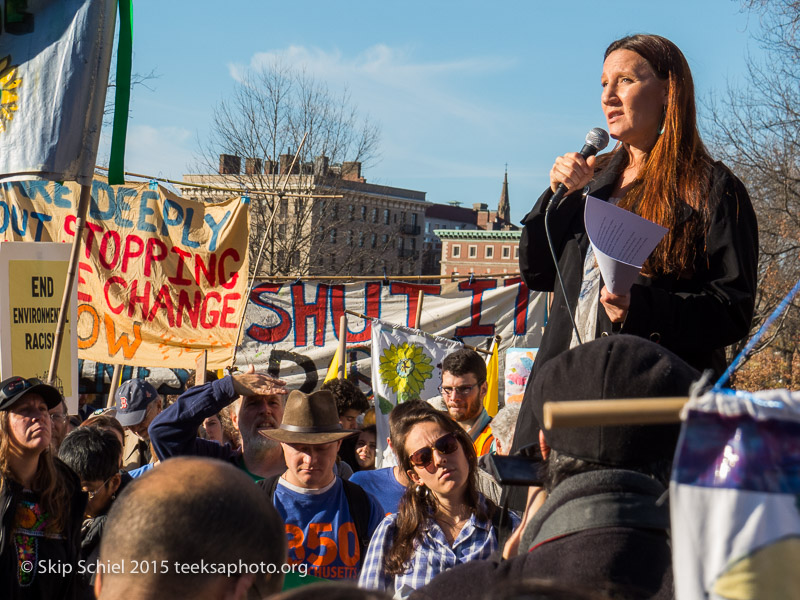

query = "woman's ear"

[
  {"left": 110, "top": 472, "right": 122, "bottom": 496},
  {"left": 407, "top": 469, "right": 421, "bottom": 485}
]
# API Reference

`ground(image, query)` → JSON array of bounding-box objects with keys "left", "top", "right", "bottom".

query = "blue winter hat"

[{"left": 115, "top": 379, "right": 159, "bottom": 427}]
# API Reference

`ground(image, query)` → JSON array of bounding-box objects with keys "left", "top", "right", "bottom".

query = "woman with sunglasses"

[
  {"left": 0, "top": 376, "right": 86, "bottom": 599},
  {"left": 359, "top": 403, "right": 513, "bottom": 598}
]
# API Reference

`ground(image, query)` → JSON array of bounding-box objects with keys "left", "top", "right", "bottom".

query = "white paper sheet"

[{"left": 584, "top": 195, "right": 668, "bottom": 295}]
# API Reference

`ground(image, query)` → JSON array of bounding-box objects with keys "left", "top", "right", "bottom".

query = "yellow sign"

[{"left": 0, "top": 243, "right": 77, "bottom": 408}]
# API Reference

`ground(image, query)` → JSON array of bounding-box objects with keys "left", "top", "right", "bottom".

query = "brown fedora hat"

[{"left": 260, "top": 389, "right": 359, "bottom": 444}]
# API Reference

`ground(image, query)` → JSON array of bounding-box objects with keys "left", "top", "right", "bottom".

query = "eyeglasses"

[
  {"left": 82, "top": 472, "right": 120, "bottom": 500},
  {"left": 355, "top": 440, "right": 377, "bottom": 450},
  {"left": 50, "top": 413, "right": 68, "bottom": 424},
  {"left": 408, "top": 433, "right": 460, "bottom": 469},
  {"left": 438, "top": 382, "right": 483, "bottom": 397}
]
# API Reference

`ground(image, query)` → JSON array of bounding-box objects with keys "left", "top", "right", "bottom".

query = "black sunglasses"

[{"left": 408, "top": 432, "right": 460, "bottom": 469}]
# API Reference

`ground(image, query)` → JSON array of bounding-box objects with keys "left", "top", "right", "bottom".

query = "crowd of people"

[{"left": 0, "top": 32, "right": 760, "bottom": 599}]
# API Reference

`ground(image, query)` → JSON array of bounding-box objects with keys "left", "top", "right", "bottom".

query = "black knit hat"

[{"left": 533, "top": 335, "right": 700, "bottom": 468}]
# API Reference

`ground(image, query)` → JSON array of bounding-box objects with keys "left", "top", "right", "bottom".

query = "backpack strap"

[
  {"left": 257, "top": 474, "right": 281, "bottom": 499},
  {"left": 340, "top": 478, "right": 372, "bottom": 564}
]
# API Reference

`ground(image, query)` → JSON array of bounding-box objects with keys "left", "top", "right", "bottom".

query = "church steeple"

[{"left": 498, "top": 167, "right": 510, "bottom": 223}]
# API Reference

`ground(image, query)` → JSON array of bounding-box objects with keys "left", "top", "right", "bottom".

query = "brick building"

[
  {"left": 437, "top": 229, "right": 521, "bottom": 277},
  {"left": 431, "top": 170, "right": 520, "bottom": 276},
  {"left": 180, "top": 154, "right": 428, "bottom": 277}
]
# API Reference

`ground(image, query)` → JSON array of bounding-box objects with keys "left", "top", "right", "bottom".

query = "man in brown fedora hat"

[
  {"left": 150, "top": 366, "right": 290, "bottom": 482},
  {"left": 258, "top": 389, "right": 384, "bottom": 582}
]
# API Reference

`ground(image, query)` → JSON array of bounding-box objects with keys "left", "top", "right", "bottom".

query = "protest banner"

[
  {"left": 0, "top": 179, "right": 250, "bottom": 369},
  {"left": 0, "top": 242, "right": 78, "bottom": 410},
  {"left": 236, "top": 278, "right": 544, "bottom": 393},
  {"left": 671, "top": 390, "right": 800, "bottom": 599},
  {"left": 0, "top": 0, "right": 116, "bottom": 184}
]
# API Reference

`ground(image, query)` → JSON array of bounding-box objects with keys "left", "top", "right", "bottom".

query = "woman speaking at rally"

[{"left": 513, "top": 34, "right": 758, "bottom": 454}]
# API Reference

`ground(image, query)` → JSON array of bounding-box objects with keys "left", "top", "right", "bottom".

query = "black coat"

[
  {"left": 0, "top": 458, "right": 86, "bottom": 600},
  {"left": 411, "top": 470, "right": 674, "bottom": 600},
  {"left": 512, "top": 154, "right": 758, "bottom": 456}
]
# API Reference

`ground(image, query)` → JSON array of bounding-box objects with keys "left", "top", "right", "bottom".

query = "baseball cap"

[
  {"left": 0, "top": 376, "right": 63, "bottom": 412},
  {"left": 115, "top": 379, "right": 159, "bottom": 427}
]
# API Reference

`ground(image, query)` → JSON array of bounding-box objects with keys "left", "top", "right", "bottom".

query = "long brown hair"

[
  {"left": 384, "top": 405, "right": 487, "bottom": 576},
  {"left": 0, "top": 411, "right": 72, "bottom": 531},
  {"left": 601, "top": 34, "right": 714, "bottom": 276}
]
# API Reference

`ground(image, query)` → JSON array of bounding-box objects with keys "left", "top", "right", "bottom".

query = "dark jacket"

[
  {"left": 0, "top": 458, "right": 87, "bottom": 600},
  {"left": 412, "top": 469, "right": 674, "bottom": 600},
  {"left": 513, "top": 154, "right": 758, "bottom": 455},
  {"left": 149, "top": 376, "right": 242, "bottom": 466}
]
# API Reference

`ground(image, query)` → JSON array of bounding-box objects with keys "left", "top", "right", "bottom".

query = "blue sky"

[{"left": 101, "top": 0, "right": 763, "bottom": 223}]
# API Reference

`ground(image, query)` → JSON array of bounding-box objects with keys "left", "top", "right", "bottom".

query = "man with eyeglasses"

[
  {"left": 58, "top": 426, "right": 125, "bottom": 599},
  {"left": 49, "top": 399, "right": 70, "bottom": 452},
  {"left": 114, "top": 379, "right": 162, "bottom": 471},
  {"left": 440, "top": 349, "right": 494, "bottom": 457}
]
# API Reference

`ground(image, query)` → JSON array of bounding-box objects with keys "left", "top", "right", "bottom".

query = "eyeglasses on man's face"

[{"left": 438, "top": 382, "right": 483, "bottom": 397}]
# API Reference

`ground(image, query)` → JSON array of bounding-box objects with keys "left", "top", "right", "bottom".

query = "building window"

[
  {"left": 371, "top": 233, "right": 378, "bottom": 248},
  {"left": 278, "top": 223, "right": 286, "bottom": 236},
  {"left": 502, "top": 246, "right": 511, "bottom": 259},
  {"left": 426, "top": 223, "right": 431, "bottom": 232},
  {"left": 347, "top": 231, "right": 354, "bottom": 246},
  {"left": 411, "top": 213, "right": 418, "bottom": 226},
  {"left": 372, "top": 207, "right": 379, "bottom": 223},
  {"left": 485, "top": 246, "right": 494, "bottom": 259},
  {"left": 383, "top": 209, "right": 390, "bottom": 225},
  {"left": 514, "top": 246, "right": 520, "bottom": 259},
  {"left": 348, "top": 204, "right": 355, "bottom": 221},
  {"left": 452, "top": 245, "right": 461, "bottom": 258},
  {"left": 468, "top": 245, "right": 477, "bottom": 258},
  {"left": 382, "top": 234, "right": 389, "bottom": 244},
  {"left": 280, "top": 198, "right": 288, "bottom": 218},
  {"left": 359, "top": 232, "right": 365, "bottom": 248},
  {"left": 329, "top": 228, "right": 337, "bottom": 244},
  {"left": 360, "top": 205, "right": 367, "bottom": 220},
  {"left": 393, "top": 213, "right": 398, "bottom": 224},
  {"left": 397, "top": 237, "right": 404, "bottom": 250}
]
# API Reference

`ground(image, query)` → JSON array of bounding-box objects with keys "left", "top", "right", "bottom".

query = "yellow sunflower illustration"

[
  {"left": 0, "top": 55, "right": 22, "bottom": 134},
  {"left": 379, "top": 342, "right": 434, "bottom": 403}
]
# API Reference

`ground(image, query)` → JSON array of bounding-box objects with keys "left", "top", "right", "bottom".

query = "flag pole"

[
  {"left": 106, "top": 363, "right": 123, "bottom": 408},
  {"left": 413, "top": 290, "right": 424, "bottom": 328},
  {"left": 47, "top": 183, "right": 91, "bottom": 387},
  {"left": 337, "top": 315, "right": 347, "bottom": 379}
]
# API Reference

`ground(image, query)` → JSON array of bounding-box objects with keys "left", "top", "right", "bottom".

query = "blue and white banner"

[
  {"left": 671, "top": 390, "right": 800, "bottom": 599},
  {"left": 0, "top": 0, "right": 116, "bottom": 184}
]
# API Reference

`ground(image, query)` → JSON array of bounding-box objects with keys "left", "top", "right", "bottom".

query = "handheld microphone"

[
  {"left": 546, "top": 127, "right": 609, "bottom": 211},
  {"left": 543, "top": 127, "right": 609, "bottom": 346}
]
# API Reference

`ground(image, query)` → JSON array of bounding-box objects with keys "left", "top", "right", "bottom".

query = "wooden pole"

[
  {"left": 47, "top": 183, "right": 90, "bottom": 386},
  {"left": 413, "top": 290, "right": 424, "bottom": 329},
  {"left": 337, "top": 315, "right": 347, "bottom": 379},
  {"left": 230, "top": 134, "right": 309, "bottom": 368},
  {"left": 106, "top": 364, "right": 123, "bottom": 408},
  {"left": 195, "top": 350, "right": 208, "bottom": 385},
  {"left": 542, "top": 397, "right": 689, "bottom": 429}
]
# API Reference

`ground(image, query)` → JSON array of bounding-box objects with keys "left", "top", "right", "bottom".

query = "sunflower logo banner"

[
  {"left": 0, "top": 0, "right": 116, "bottom": 185},
  {"left": 371, "top": 318, "right": 462, "bottom": 468},
  {"left": 670, "top": 390, "right": 800, "bottom": 599}
]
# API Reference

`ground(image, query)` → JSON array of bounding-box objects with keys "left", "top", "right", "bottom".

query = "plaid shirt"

[{"left": 358, "top": 508, "right": 499, "bottom": 599}]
